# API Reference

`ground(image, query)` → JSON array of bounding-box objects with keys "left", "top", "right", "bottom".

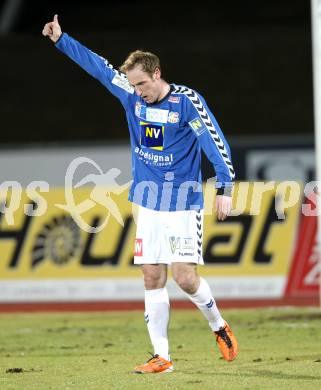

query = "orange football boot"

[
  {"left": 134, "top": 354, "right": 174, "bottom": 374},
  {"left": 214, "top": 322, "right": 238, "bottom": 362}
]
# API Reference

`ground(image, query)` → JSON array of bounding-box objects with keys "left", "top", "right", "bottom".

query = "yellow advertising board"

[{"left": 0, "top": 183, "right": 301, "bottom": 282}]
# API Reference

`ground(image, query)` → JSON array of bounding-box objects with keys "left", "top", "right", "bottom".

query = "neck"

[{"left": 157, "top": 81, "right": 170, "bottom": 102}]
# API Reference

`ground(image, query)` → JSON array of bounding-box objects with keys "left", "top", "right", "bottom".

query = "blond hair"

[{"left": 119, "top": 50, "right": 161, "bottom": 77}]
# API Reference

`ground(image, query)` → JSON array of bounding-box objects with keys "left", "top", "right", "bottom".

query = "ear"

[{"left": 153, "top": 67, "right": 161, "bottom": 80}]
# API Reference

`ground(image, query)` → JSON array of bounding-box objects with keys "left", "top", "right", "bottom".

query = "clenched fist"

[{"left": 42, "top": 14, "right": 62, "bottom": 43}]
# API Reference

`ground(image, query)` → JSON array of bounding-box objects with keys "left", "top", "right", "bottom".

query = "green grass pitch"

[{"left": 0, "top": 307, "right": 321, "bottom": 389}]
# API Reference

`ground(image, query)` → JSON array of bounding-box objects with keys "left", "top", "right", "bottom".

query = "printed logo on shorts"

[
  {"left": 189, "top": 117, "right": 206, "bottom": 136},
  {"left": 140, "top": 121, "right": 164, "bottom": 150},
  {"left": 169, "top": 237, "right": 195, "bottom": 254},
  {"left": 182, "top": 238, "right": 194, "bottom": 250},
  {"left": 134, "top": 238, "right": 143, "bottom": 256},
  {"left": 169, "top": 236, "right": 180, "bottom": 254},
  {"left": 179, "top": 238, "right": 195, "bottom": 257}
]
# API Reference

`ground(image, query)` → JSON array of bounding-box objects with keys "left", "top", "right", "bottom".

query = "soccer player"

[{"left": 42, "top": 15, "right": 238, "bottom": 373}]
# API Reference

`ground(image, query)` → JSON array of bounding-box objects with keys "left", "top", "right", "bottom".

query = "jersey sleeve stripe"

[{"left": 173, "top": 85, "right": 235, "bottom": 180}]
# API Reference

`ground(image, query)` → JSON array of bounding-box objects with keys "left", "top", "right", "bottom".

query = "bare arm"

[{"left": 42, "top": 14, "right": 62, "bottom": 43}]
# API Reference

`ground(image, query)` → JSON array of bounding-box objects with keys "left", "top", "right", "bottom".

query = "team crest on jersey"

[
  {"left": 189, "top": 117, "right": 206, "bottom": 136},
  {"left": 168, "top": 111, "right": 179, "bottom": 124},
  {"left": 135, "top": 102, "right": 147, "bottom": 118},
  {"left": 140, "top": 121, "right": 164, "bottom": 150},
  {"left": 168, "top": 96, "right": 180, "bottom": 104},
  {"left": 135, "top": 102, "right": 141, "bottom": 117}
]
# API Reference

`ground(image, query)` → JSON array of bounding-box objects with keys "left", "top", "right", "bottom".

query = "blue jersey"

[{"left": 56, "top": 33, "right": 235, "bottom": 211}]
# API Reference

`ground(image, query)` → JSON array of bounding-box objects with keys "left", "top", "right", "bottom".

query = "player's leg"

[
  {"left": 166, "top": 207, "right": 237, "bottom": 362},
  {"left": 134, "top": 265, "right": 173, "bottom": 374},
  {"left": 167, "top": 208, "right": 223, "bottom": 328},
  {"left": 171, "top": 262, "right": 238, "bottom": 361},
  {"left": 133, "top": 207, "right": 173, "bottom": 373},
  {"left": 142, "top": 264, "right": 170, "bottom": 361},
  {"left": 171, "top": 262, "right": 225, "bottom": 331}
]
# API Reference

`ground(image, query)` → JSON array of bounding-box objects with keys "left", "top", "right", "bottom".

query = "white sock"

[
  {"left": 186, "top": 277, "right": 225, "bottom": 332},
  {"left": 144, "top": 288, "right": 170, "bottom": 361}
]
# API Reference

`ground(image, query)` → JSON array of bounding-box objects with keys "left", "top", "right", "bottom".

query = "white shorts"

[{"left": 134, "top": 206, "right": 204, "bottom": 265}]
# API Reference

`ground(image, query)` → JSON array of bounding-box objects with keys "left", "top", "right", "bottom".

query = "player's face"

[{"left": 126, "top": 65, "right": 162, "bottom": 104}]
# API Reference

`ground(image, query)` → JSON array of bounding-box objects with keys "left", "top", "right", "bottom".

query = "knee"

[
  {"left": 143, "top": 267, "right": 166, "bottom": 290},
  {"left": 173, "top": 272, "right": 199, "bottom": 294}
]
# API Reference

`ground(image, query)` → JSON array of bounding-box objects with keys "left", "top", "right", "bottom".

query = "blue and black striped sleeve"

[
  {"left": 184, "top": 91, "right": 235, "bottom": 194},
  {"left": 55, "top": 33, "right": 134, "bottom": 108}
]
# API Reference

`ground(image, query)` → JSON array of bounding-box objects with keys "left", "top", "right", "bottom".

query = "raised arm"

[{"left": 42, "top": 15, "right": 134, "bottom": 107}]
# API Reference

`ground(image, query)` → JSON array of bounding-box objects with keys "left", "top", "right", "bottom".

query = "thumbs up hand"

[{"left": 42, "top": 14, "right": 62, "bottom": 43}]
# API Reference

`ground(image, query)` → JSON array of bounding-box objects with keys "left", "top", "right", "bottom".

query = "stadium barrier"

[{"left": 0, "top": 183, "right": 318, "bottom": 308}]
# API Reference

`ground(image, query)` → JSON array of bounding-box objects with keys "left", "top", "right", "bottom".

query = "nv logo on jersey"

[
  {"left": 189, "top": 117, "right": 206, "bottom": 136},
  {"left": 191, "top": 119, "right": 202, "bottom": 129},
  {"left": 140, "top": 121, "right": 164, "bottom": 150}
]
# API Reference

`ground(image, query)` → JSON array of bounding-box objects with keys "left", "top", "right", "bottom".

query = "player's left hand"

[{"left": 215, "top": 195, "right": 232, "bottom": 221}]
